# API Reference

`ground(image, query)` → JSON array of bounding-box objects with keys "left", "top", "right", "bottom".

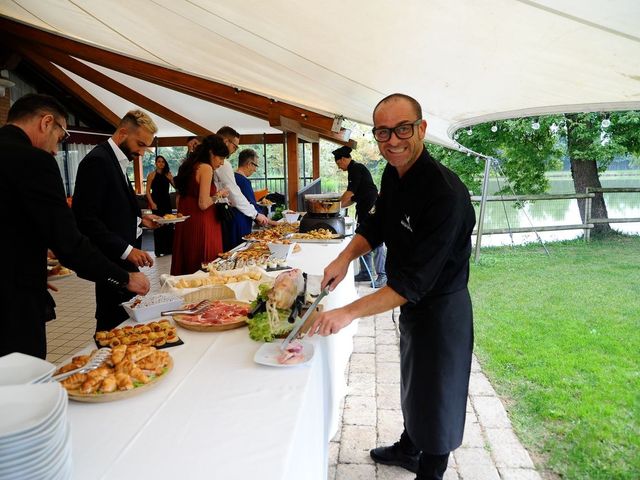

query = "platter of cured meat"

[
  {"left": 173, "top": 300, "right": 251, "bottom": 332},
  {"left": 253, "top": 341, "right": 314, "bottom": 368},
  {"left": 57, "top": 345, "right": 173, "bottom": 403}
]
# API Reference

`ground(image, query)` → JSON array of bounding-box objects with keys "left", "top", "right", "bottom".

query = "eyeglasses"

[
  {"left": 227, "top": 139, "right": 239, "bottom": 153},
  {"left": 55, "top": 120, "right": 71, "bottom": 142},
  {"left": 250, "top": 162, "right": 259, "bottom": 168},
  {"left": 372, "top": 119, "right": 422, "bottom": 142},
  {"left": 44, "top": 114, "right": 70, "bottom": 143}
]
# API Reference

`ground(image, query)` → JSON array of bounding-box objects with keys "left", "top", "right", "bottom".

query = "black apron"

[{"left": 399, "top": 288, "right": 473, "bottom": 454}]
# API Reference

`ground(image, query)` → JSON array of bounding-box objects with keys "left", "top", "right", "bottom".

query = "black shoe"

[
  {"left": 370, "top": 442, "right": 420, "bottom": 473},
  {"left": 354, "top": 272, "right": 372, "bottom": 282}
]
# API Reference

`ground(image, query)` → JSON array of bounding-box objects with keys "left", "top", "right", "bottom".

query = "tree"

[{"left": 429, "top": 111, "right": 640, "bottom": 237}]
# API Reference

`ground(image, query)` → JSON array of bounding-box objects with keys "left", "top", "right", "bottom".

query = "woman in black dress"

[{"left": 145, "top": 155, "right": 175, "bottom": 256}]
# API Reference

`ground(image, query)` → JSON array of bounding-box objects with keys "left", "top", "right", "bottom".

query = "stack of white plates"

[
  {"left": 0, "top": 383, "right": 72, "bottom": 480},
  {"left": 0, "top": 352, "right": 57, "bottom": 385}
]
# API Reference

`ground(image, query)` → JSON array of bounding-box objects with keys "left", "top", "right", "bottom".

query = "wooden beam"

[
  {"left": 286, "top": 132, "right": 299, "bottom": 210},
  {"left": 240, "top": 133, "right": 286, "bottom": 145},
  {"left": 0, "top": 19, "right": 339, "bottom": 136},
  {"left": 132, "top": 156, "right": 144, "bottom": 194},
  {"left": 156, "top": 133, "right": 289, "bottom": 147},
  {"left": 268, "top": 109, "right": 320, "bottom": 143},
  {"left": 312, "top": 142, "right": 320, "bottom": 180},
  {"left": 21, "top": 44, "right": 210, "bottom": 136},
  {"left": 17, "top": 50, "right": 119, "bottom": 127}
]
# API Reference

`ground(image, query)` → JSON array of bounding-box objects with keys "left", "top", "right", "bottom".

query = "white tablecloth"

[{"left": 68, "top": 240, "right": 358, "bottom": 480}]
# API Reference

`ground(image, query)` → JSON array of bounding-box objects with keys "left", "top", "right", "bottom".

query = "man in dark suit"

[
  {"left": 0, "top": 94, "right": 150, "bottom": 359},
  {"left": 73, "top": 109, "right": 161, "bottom": 332}
]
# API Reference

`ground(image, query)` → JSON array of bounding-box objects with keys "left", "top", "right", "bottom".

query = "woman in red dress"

[{"left": 171, "top": 134, "right": 228, "bottom": 275}]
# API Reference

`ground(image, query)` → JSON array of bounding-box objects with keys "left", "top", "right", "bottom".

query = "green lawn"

[{"left": 469, "top": 235, "right": 640, "bottom": 479}]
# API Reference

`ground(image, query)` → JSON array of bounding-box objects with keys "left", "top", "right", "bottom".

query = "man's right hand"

[
  {"left": 126, "top": 272, "right": 150, "bottom": 295},
  {"left": 127, "top": 248, "right": 154, "bottom": 268}
]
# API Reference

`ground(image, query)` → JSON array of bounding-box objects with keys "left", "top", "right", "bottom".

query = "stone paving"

[{"left": 328, "top": 284, "right": 542, "bottom": 480}]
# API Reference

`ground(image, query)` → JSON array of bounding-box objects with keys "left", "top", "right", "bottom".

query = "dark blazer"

[
  {"left": 0, "top": 125, "right": 129, "bottom": 358},
  {"left": 72, "top": 142, "right": 141, "bottom": 259},
  {"left": 72, "top": 141, "right": 141, "bottom": 330}
]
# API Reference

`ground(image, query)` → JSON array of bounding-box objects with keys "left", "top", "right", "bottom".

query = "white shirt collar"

[{"left": 107, "top": 137, "right": 130, "bottom": 177}]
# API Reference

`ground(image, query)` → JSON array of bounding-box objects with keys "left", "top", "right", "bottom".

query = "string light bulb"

[
  {"left": 601, "top": 116, "right": 611, "bottom": 128},
  {"left": 531, "top": 118, "right": 540, "bottom": 130},
  {"left": 491, "top": 124, "right": 498, "bottom": 133},
  {"left": 466, "top": 128, "right": 473, "bottom": 136},
  {"left": 454, "top": 132, "right": 459, "bottom": 140}
]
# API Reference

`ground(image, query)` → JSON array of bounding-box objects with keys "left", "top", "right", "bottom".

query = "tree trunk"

[
  {"left": 566, "top": 118, "right": 612, "bottom": 237},
  {"left": 569, "top": 158, "right": 611, "bottom": 233}
]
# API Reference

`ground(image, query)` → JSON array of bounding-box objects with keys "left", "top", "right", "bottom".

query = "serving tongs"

[
  {"left": 161, "top": 299, "right": 211, "bottom": 316},
  {"left": 52, "top": 348, "right": 112, "bottom": 382}
]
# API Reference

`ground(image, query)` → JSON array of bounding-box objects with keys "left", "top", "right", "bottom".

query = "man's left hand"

[{"left": 142, "top": 214, "right": 162, "bottom": 229}]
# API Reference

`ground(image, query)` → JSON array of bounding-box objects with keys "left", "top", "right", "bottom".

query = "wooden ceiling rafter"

[
  {"left": 17, "top": 43, "right": 211, "bottom": 136},
  {"left": 13, "top": 49, "right": 120, "bottom": 127},
  {"left": 0, "top": 18, "right": 354, "bottom": 146}
]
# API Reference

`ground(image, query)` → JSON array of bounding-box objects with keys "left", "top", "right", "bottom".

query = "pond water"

[{"left": 474, "top": 173, "right": 640, "bottom": 247}]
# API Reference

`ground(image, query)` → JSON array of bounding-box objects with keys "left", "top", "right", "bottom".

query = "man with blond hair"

[{"left": 73, "top": 110, "right": 161, "bottom": 332}]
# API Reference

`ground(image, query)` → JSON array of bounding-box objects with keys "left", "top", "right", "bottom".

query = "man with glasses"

[
  {"left": 73, "top": 109, "right": 162, "bottom": 332},
  {"left": 0, "top": 94, "right": 150, "bottom": 358},
  {"left": 333, "top": 145, "right": 387, "bottom": 288},
  {"left": 214, "top": 126, "right": 272, "bottom": 250},
  {"left": 310, "top": 94, "right": 476, "bottom": 480},
  {"left": 226, "top": 148, "right": 269, "bottom": 248}
]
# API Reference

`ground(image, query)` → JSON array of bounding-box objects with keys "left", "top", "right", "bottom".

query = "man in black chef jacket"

[
  {"left": 310, "top": 93, "right": 475, "bottom": 480},
  {"left": 332, "top": 145, "right": 387, "bottom": 288}
]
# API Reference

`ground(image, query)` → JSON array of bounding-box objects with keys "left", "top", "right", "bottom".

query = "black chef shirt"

[
  {"left": 347, "top": 160, "right": 378, "bottom": 222},
  {"left": 356, "top": 148, "right": 476, "bottom": 306}
]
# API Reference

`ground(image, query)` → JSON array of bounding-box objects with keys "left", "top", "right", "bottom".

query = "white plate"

[
  {"left": 154, "top": 215, "right": 189, "bottom": 224},
  {"left": 0, "top": 391, "right": 65, "bottom": 452},
  {"left": 0, "top": 421, "right": 71, "bottom": 479},
  {"left": 253, "top": 341, "right": 314, "bottom": 368},
  {"left": 0, "top": 353, "right": 56, "bottom": 386},
  {"left": 0, "top": 383, "right": 64, "bottom": 438}
]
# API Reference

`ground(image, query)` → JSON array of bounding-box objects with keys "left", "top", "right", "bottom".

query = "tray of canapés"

[
  {"left": 95, "top": 320, "right": 183, "bottom": 349},
  {"left": 285, "top": 228, "right": 344, "bottom": 243},
  {"left": 242, "top": 223, "right": 299, "bottom": 243},
  {"left": 205, "top": 243, "right": 292, "bottom": 271},
  {"left": 56, "top": 344, "right": 173, "bottom": 402}
]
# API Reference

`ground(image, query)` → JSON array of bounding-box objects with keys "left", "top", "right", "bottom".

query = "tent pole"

[{"left": 474, "top": 156, "right": 491, "bottom": 264}]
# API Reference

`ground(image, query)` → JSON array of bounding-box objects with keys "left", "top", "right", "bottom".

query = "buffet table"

[{"left": 67, "top": 240, "right": 358, "bottom": 480}]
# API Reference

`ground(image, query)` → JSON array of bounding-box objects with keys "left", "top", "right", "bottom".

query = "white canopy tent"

[{"left": 1, "top": 0, "right": 638, "bottom": 145}]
